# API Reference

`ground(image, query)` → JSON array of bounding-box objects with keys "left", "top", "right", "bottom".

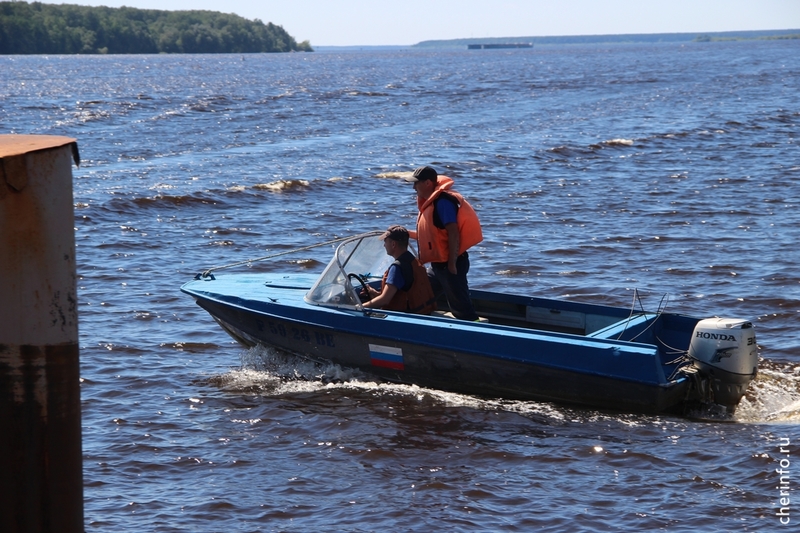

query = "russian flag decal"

[{"left": 369, "top": 344, "right": 404, "bottom": 370}]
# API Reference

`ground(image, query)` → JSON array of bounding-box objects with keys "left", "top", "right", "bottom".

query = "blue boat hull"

[{"left": 183, "top": 273, "right": 698, "bottom": 413}]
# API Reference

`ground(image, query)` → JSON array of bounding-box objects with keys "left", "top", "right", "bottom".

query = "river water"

[{"left": 2, "top": 40, "right": 800, "bottom": 531}]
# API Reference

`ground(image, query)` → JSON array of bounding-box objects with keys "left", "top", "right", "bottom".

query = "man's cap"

[
  {"left": 381, "top": 225, "right": 409, "bottom": 243},
  {"left": 404, "top": 165, "right": 438, "bottom": 183}
]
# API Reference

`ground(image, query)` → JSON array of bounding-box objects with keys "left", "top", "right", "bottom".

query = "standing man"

[{"left": 405, "top": 166, "right": 483, "bottom": 321}]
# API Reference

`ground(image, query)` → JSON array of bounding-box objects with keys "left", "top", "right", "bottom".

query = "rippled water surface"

[{"left": 3, "top": 40, "right": 800, "bottom": 531}]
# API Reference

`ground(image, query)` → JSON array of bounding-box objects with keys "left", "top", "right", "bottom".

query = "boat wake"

[
  {"left": 734, "top": 360, "right": 800, "bottom": 423},
  {"left": 207, "top": 345, "right": 568, "bottom": 421},
  {"left": 206, "top": 345, "right": 366, "bottom": 396},
  {"left": 210, "top": 346, "right": 800, "bottom": 425}
]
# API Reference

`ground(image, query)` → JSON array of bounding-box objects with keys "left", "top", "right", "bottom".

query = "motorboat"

[{"left": 181, "top": 231, "right": 758, "bottom": 414}]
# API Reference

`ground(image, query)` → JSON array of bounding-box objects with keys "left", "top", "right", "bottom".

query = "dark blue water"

[{"left": 3, "top": 40, "right": 800, "bottom": 531}]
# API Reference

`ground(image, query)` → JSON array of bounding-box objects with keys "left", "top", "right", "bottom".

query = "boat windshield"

[{"left": 305, "top": 231, "right": 397, "bottom": 309}]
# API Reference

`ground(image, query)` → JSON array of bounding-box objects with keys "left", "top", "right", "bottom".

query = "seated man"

[{"left": 362, "top": 225, "right": 435, "bottom": 314}]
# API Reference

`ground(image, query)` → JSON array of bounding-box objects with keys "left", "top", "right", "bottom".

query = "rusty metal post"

[{"left": 0, "top": 135, "right": 83, "bottom": 533}]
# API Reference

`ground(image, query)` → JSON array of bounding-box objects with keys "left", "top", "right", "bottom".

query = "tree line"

[{"left": 0, "top": 1, "right": 313, "bottom": 54}]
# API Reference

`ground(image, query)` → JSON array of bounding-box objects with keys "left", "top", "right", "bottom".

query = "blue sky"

[{"left": 36, "top": 0, "right": 800, "bottom": 46}]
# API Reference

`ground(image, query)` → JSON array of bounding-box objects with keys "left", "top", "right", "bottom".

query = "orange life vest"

[
  {"left": 381, "top": 251, "right": 436, "bottom": 314},
  {"left": 415, "top": 176, "right": 483, "bottom": 265}
]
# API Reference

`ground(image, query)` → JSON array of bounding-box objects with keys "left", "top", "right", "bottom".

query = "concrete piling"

[{"left": 0, "top": 135, "right": 83, "bottom": 532}]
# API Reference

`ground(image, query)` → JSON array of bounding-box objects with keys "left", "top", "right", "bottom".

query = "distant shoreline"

[
  {"left": 414, "top": 29, "right": 800, "bottom": 48},
  {"left": 314, "top": 29, "right": 800, "bottom": 51}
]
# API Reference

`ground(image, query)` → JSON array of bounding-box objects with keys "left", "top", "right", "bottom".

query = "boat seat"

[{"left": 587, "top": 313, "right": 653, "bottom": 340}]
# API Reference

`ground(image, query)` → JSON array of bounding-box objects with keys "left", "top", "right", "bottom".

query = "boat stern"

[{"left": 687, "top": 318, "right": 758, "bottom": 411}]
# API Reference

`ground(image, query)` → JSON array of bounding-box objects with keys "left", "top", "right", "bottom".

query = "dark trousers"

[{"left": 429, "top": 252, "right": 479, "bottom": 321}]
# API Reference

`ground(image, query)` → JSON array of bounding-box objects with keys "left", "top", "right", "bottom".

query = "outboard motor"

[{"left": 688, "top": 318, "right": 758, "bottom": 411}]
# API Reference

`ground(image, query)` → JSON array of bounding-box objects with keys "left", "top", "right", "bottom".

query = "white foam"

[
  {"left": 734, "top": 364, "right": 800, "bottom": 423},
  {"left": 216, "top": 346, "right": 800, "bottom": 424},
  {"left": 217, "top": 345, "right": 566, "bottom": 420}
]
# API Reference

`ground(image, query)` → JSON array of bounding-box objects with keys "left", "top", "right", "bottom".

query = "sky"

[{"left": 36, "top": 0, "right": 800, "bottom": 46}]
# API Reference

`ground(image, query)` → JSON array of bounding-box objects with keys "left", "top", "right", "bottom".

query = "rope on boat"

[
  {"left": 616, "top": 289, "right": 669, "bottom": 342},
  {"left": 628, "top": 292, "right": 669, "bottom": 342},
  {"left": 618, "top": 290, "right": 697, "bottom": 383},
  {"left": 194, "top": 234, "right": 358, "bottom": 280}
]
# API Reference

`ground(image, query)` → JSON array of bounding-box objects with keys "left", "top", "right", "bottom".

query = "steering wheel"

[{"left": 347, "top": 273, "right": 371, "bottom": 301}]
